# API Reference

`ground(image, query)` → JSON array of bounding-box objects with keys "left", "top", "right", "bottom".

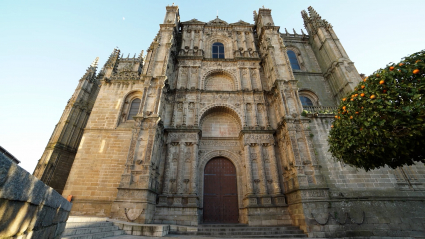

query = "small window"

[
  {"left": 300, "top": 96, "right": 313, "bottom": 106},
  {"left": 127, "top": 98, "right": 141, "bottom": 119},
  {"left": 287, "top": 50, "right": 301, "bottom": 70},
  {"left": 212, "top": 42, "right": 224, "bottom": 59}
]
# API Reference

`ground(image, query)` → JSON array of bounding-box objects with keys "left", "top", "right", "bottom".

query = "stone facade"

[{"left": 34, "top": 5, "right": 425, "bottom": 237}]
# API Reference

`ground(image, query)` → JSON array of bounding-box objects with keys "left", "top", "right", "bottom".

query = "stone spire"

[
  {"left": 302, "top": 6, "right": 332, "bottom": 35},
  {"left": 90, "top": 57, "right": 99, "bottom": 68}
]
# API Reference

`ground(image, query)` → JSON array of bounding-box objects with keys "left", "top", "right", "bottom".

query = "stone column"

[
  {"left": 245, "top": 32, "right": 250, "bottom": 51},
  {"left": 182, "top": 102, "right": 187, "bottom": 126},
  {"left": 248, "top": 32, "right": 255, "bottom": 51},
  {"left": 177, "top": 142, "right": 185, "bottom": 194},
  {"left": 170, "top": 101, "right": 176, "bottom": 127},
  {"left": 244, "top": 103, "right": 250, "bottom": 127},
  {"left": 154, "top": 86, "right": 162, "bottom": 114},
  {"left": 236, "top": 32, "right": 242, "bottom": 51},
  {"left": 256, "top": 144, "right": 268, "bottom": 195},
  {"left": 191, "top": 142, "right": 198, "bottom": 195},
  {"left": 162, "top": 143, "right": 172, "bottom": 194},
  {"left": 253, "top": 103, "right": 259, "bottom": 127},
  {"left": 190, "top": 30, "right": 194, "bottom": 49},
  {"left": 266, "top": 143, "right": 282, "bottom": 194},
  {"left": 243, "top": 144, "right": 254, "bottom": 196},
  {"left": 184, "top": 142, "right": 192, "bottom": 194},
  {"left": 139, "top": 87, "right": 148, "bottom": 115},
  {"left": 243, "top": 31, "right": 248, "bottom": 51},
  {"left": 264, "top": 103, "right": 271, "bottom": 128}
]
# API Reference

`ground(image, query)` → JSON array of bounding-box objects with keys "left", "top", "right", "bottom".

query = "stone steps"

[
  {"left": 61, "top": 217, "right": 125, "bottom": 239},
  {"left": 170, "top": 224, "right": 307, "bottom": 238},
  {"left": 62, "top": 230, "right": 124, "bottom": 239}
]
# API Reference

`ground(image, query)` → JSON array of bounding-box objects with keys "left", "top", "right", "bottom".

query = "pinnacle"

[
  {"left": 307, "top": 6, "right": 321, "bottom": 19},
  {"left": 91, "top": 57, "right": 99, "bottom": 68}
]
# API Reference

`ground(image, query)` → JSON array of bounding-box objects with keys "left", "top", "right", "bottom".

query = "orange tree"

[{"left": 328, "top": 50, "right": 425, "bottom": 171}]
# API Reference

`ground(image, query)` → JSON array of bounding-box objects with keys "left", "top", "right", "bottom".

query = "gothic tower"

[
  {"left": 33, "top": 58, "right": 100, "bottom": 193},
  {"left": 302, "top": 7, "right": 362, "bottom": 101},
  {"left": 33, "top": 5, "right": 425, "bottom": 238}
]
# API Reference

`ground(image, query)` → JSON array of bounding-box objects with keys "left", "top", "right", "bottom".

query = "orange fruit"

[
  {"left": 360, "top": 128, "right": 363, "bottom": 131},
  {"left": 355, "top": 94, "right": 358, "bottom": 97},
  {"left": 383, "top": 90, "right": 387, "bottom": 93},
  {"left": 343, "top": 106, "right": 346, "bottom": 110},
  {"left": 379, "top": 80, "right": 385, "bottom": 84},
  {"left": 376, "top": 74, "right": 381, "bottom": 77},
  {"left": 355, "top": 112, "right": 359, "bottom": 114},
  {"left": 338, "top": 116, "right": 341, "bottom": 119},
  {"left": 399, "top": 63, "right": 404, "bottom": 66},
  {"left": 350, "top": 116, "right": 353, "bottom": 119},
  {"left": 370, "top": 95, "right": 376, "bottom": 99},
  {"left": 413, "top": 69, "right": 420, "bottom": 74},
  {"left": 361, "top": 107, "right": 364, "bottom": 109},
  {"left": 331, "top": 125, "right": 334, "bottom": 128},
  {"left": 360, "top": 93, "right": 365, "bottom": 97},
  {"left": 363, "top": 77, "right": 368, "bottom": 82},
  {"left": 335, "top": 115, "right": 338, "bottom": 119},
  {"left": 389, "top": 67, "right": 394, "bottom": 71},
  {"left": 342, "top": 98, "right": 346, "bottom": 101},
  {"left": 416, "top": 60, "right": 421, "bottom": 63},
  {"left": 350, "top": 98, "right": 354, "bottom": 101},
  {"left": 361, "top": 85, "right": 365, "bottom": 89}
]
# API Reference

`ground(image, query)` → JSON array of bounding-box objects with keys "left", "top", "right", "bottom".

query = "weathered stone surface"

[
  {"left": 32, "top": 5, "right": 425, "bottom": 238},
  {"left": 0, "top": 154, "right": 72, "bottom": 239}
]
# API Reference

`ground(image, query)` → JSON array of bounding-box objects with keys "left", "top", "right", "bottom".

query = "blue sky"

[{"left": 1, "top": 0, "right": 424, "bottom": 173}]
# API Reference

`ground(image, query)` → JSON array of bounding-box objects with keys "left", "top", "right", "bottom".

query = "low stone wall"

[{"left": 0, "top": 155, "right": 72, "bottom": 239}]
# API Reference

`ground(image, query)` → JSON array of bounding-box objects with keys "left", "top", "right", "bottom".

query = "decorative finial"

[
  {"left": 91, "top": 57, "right": 99, "bottom": 67},
  {"left": 262, "top": 5, "right": 264, "bottom": 8},
  {"left": 172, "top": 2, "right": 174, "bottom": 6}
]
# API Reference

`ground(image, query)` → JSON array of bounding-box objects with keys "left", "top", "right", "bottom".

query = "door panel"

[{"left": 203, "top": 157, "right": 238, "bottom": 223}]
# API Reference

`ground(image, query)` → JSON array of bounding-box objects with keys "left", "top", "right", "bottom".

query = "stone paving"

[{"left": 108, "top": 236, "right": 316, "bottom": 239}]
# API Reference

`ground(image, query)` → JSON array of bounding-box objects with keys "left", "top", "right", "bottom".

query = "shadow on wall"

[{"left": 0, "top": 154, "right": 72, "bottom": 239}]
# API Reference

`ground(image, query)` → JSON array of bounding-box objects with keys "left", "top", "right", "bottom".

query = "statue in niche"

[
  {"left": 246, "top": 103, "right": 252, "bottom": 111},
  {"left": 177, "top": 102, "right": 183, "bottom": 112}
]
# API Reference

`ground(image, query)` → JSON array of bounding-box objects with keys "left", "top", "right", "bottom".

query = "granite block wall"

[
  {"left": 304, "top": 115, "right": 425, "bottom": 237},
  {"left": 0, "top": 154, "right": 72, "bottom": 239}
]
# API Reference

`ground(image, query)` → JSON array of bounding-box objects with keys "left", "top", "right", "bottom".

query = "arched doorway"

[{"left": 203, "top": 157, "right": 239, "bottom": 223}]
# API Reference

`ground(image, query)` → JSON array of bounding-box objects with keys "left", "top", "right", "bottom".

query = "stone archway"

[
  {"left": 203, "top": 157, "right": 239, "bottom": 223},
  {"left": 198, "top": 150, "right": 244, "bottom": 214}
]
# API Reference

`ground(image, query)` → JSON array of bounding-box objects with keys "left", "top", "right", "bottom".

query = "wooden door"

[{"left": 203, "top": 157, "right": 238, "bottom": 223}]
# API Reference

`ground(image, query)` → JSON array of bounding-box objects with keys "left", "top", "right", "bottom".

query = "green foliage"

[{"left": 328, "top": 50, "right": 425, "bottom": 171}]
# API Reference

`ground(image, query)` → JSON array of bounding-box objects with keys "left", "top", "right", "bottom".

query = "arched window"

[
  {"left": 212, "top": 42, "right": 224, "bottom": 59},
  {"left": 300, "top": 96, "right": 314, "bottom": 106},
  {"left": 287, "top": 50, "right": 301, "bottom": 70},
  {"left": 127, "top": 98, "right": 141, "bottom": 120}
]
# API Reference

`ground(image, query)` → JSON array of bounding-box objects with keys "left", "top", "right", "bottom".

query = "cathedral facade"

[{"left": 33, "top": 6, "right": 425, "bottom": 237}]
